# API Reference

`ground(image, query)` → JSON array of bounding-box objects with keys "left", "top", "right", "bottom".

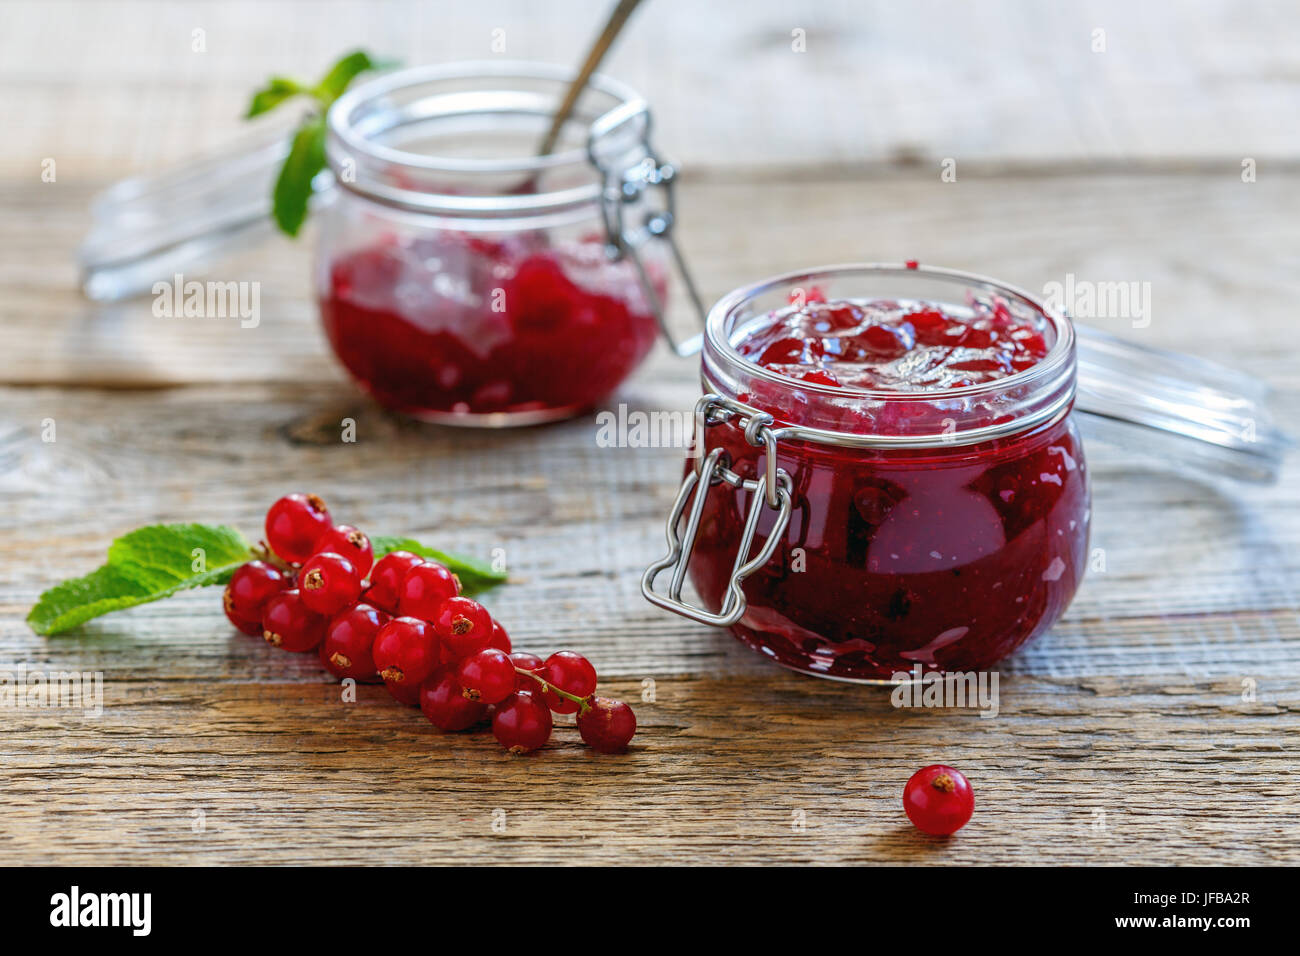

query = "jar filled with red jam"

[
  {"left": 644, "top": 264, "right": 1090, "bottom": 680},
  {"left": 318, "top": 63, "right": 676, "bottom": 424}
]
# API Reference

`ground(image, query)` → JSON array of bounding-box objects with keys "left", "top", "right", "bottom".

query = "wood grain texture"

[
  {"left": 2, "top": 23, "right": 1299, "bottom": 861},
  {"left": 3, "top": 0, "right": 1299, "bottom": 181}
]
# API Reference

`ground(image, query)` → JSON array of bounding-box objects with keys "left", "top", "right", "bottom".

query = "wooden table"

[{"left": 3, "top": 2, "right": 1298, "bottom": 866}]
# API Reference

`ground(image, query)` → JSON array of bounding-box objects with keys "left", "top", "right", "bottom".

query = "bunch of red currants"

[{"left": 222, "top": 493, "right": 636, "bottom": 754}]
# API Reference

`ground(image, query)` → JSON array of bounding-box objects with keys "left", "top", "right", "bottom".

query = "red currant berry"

[
  {"left": 223, "top": 602, "right": 262, "bottom": 636},
  {"left": 264, "top": 493, "right": 332, "bottom": 564},
  {"left": 316, "top": 524, "right": 374, "bottom": 577},
  {"left": 386, "top": 676, "right": 422, "bottom": 707},
  {"left": 320, "top": 603, "right": 388, "bottom": 680},
  {"left": 903, "top": 764, "right": 974, "bottom": 835},
  {"left": 488, "top": 619, "right": 512, "bottom": 653},
  {"left": 577, "top": 697, "right": 637, "bottom": 753},
  {"left": 539, "top": 650, "right": 597, "bottom": 714},
  {"left": 456, "top": 648, "right": 516, "bottom": 705},
  {"left": 432, "top": 597, "right": 493, "bottom": 661},
  {"left": 364, "top": 550, "right": 424, "bottom": 613},
  {"left": 396, "top": 561, "right": 460, "bottom": 620},
  {"left": 372, "top": 616, "right": 440, "bottom": 687},
  {"left": 509, "top": 652, "right": 545, "bottom": 690},
  {"left": 419, "top": 669, "right": 488, "bottom": 731},
  {"left": 299, "top": 551, "right": 362, "bottom": 616},
  {"left": 261, "top": 589, "right": 327, "bottom": 652},
  {"left": 492, "top": 691, "right": 553, "bottom": 755},
  {"left": 224, "top": 560, "right": 288, "bottom": 629}
]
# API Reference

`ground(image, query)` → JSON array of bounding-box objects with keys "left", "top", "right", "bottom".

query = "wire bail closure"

[
  {"left": 641, "top": 394, "right": 793, "bottom": 627},
  {"left": 587, "top": 100, "right": 708, "bottom": 357}
]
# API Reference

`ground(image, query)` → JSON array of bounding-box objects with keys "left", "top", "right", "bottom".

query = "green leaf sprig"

[
  {"left": 246, "top": 51, "right": 394, "bottom": 236},
  {"left": 28, "top": 523, "right": 505, "bottom": 636}
]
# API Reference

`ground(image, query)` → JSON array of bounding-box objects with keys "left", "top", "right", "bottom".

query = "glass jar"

[
  {"left": 317, "top": 62, "right": 683, "bottom": 425},
  {"left": 643, "top": 264, "right": 1091, "bottom": 681}
]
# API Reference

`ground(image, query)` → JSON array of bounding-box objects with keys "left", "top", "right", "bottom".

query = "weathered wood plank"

[
  {"left": 0, "top": 675, "right": 1295, "bottom": 865},
  {"left": 3, "top": 0, "right": 1298, "bottom": 180}
]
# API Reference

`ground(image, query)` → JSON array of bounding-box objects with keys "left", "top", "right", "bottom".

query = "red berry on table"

[
  {"left": 577, "top": 697, "right": 637, "bottom": 753},
  {"left": 224, "top": 560, "right": 288, "bottom": 631},
  {"left": 299, "top": 551, "right": 362, "bottom": 616},
  {"left": 372, "top": 616, "right": 440, "bottom": 687},
  {"left": 320, "top": 603, "right": 389, "bottom": 680},
  {"left": 385, "top": 676, "right": 422, "bottom": 707},
  {"left": 539, "top": 650, "right": 598, "bottom": 714},
  {"left": 509, "top": 652, "right": 545, "bottom": 690},
  {"left": 455, "top": 648, "right": 516, "bottom": 705},
  {"left": 264, "top": 493, "right": 332, "bottom": 564},
  {"left": 492, "top": 691, "right": 553, "bottom": 755},
  {"left": 397, "top": 561, "right": 460, "bottom": 620},
  {"left": 420, "top": 669, "right": 488, "bottom": 731},
  {"left": 432, "top": 596, "right": 493, "bottom": 660},
  {"left": 261, "top": 589, "right": 327, "bottom": 653},
  {"left": 364, "top": 550, "right": 424, "bottom": 613},
  {"left": 488, "top": 619, "right": 511, "bottom": 653},
  {"left": 223, "top": 602, "right": 262, "bottom": 637},
  {"left": 316, "top": 524, "right": 374, "bottom": 577},
  {"left": 903, "top": 764, "right": 974, "bottom": 835}
]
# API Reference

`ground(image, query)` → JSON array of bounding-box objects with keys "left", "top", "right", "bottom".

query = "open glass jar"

[
  {"left": 643, "top": 264, "right": 1091, "bottom": 681},
  {"left": 317, "top": 62, "right": 688, "bottom": 425}
]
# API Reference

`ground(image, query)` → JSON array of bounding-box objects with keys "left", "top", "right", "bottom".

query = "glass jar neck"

[
  {"left": 701, "top": 264, "right": 1077, "bottom": 449},
  {"left": 325, "top": 61, "right": 649, "bottom": 221}
]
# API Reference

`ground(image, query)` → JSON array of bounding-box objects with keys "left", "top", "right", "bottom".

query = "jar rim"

[
  {"left": 701, "top": 263, "right": 1078, "bottom": 446},
  {"left": 325, "top": 60, "right": 646, "bottom": 217}
]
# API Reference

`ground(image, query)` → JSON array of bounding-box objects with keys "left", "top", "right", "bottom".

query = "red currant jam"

[
  {"left": 688, "top": 293, "right": 1088, "bottom": 679},
  {"left": 319, "top": 233, "right": 660, "bottom": 422}
]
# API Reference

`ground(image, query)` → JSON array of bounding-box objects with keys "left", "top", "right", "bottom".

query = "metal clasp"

[
  {"left": 587, "top": 100, "right": 708, "bottom": 357},
  {"left": 641, "top": 395, "right": 793, "bottom": 627}
]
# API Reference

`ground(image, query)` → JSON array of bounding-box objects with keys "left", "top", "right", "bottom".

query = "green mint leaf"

[
  {"left": 28, "top": 524, "right": 253, "bottom": 636},
  {"left": 245, "top": 76, "right": 307, "bottom": 118},
  {"left": 311, "top": 50, "right": 392, "bottom": 104},
  {"left": 371, "top": 536, "right": 507, "bottom": 597},
  {"left": 272, "top": 116, "right": 327, "bottom": 237}
]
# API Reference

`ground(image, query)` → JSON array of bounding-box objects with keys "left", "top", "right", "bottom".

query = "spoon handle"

[{"left": 537, "top": 0, "right": 645, "bottom": 157}]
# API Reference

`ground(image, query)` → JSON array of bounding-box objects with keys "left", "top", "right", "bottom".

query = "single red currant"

[
  {"left": 509, "top": 652, "right": 545, "bottom": 691},
  {"left": 320, "top": 603, "right": 389, "bottom": 680},
  {"left": 456, "top": 648, "right": 516, "bottom": 705},
  {"left": 488, "top": 619, "right": 511, "bottom": 653},
  {"left": 386, "top": 676, "right": 422, "bottom": 707},
  {"left": 433, "top": 597, "right": 493, "bottom": 661},
  {"left": 577, "top": 697, "right": 637, "bottom": 753},
  {"left": 372, "top": 616, "right": 440, "bottom": 687},
  {"left": 261, "top": 589, "right": 327, "bottom": 652},
  {"left": 539, "top": 650, "right": 598, "bottom": 714},
  {"left": 223, "top": 601, "right": 262, "bottom": 637},
  {"left": 492, "top": 691, "right": 553, "bottom": 755},
  {"left": 903, "top": 764, "right": 974, "bottom": 835},
  {"left": 224, "top": 560, "right": 288, "bottom": 631},
  {"left": 316, "top": 524, "right": 374, "bottom": 577},
  {"left": 397, "top": 561, "right": 460, "bottom": 620},
  {"left": 264, "top": 493, "right": 332, "bottom": 564},
  {"left": 299, "top": 551, "right": 362, "bottom": 616},
  {"left": 419, "top": 669, "right": 488, "bottom": 731},
  {"left": 364, "top": 550, "right": 424, "bottom": 613}
]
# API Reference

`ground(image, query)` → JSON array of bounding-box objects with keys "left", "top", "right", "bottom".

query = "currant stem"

[
  {"left": 251, "top": 542, "right": 295, "bottom": 574},
  {"left": 514, "top": 665, "right": 592, "bottom": 713}
]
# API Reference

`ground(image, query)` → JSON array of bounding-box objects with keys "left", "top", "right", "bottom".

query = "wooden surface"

[{"left": 2, "top": 2, "right": 1300, "bottom": 865}]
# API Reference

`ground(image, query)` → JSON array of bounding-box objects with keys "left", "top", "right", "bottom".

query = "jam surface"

[
  {"left": 690, "top": 294, "right": 1086, "bottom": 679},
  {"left": 734, "top": 294, "right": 1049, "bottom": 391},
  {"left": 319, "top": 232, "right": 660, "bottom": 420}
]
